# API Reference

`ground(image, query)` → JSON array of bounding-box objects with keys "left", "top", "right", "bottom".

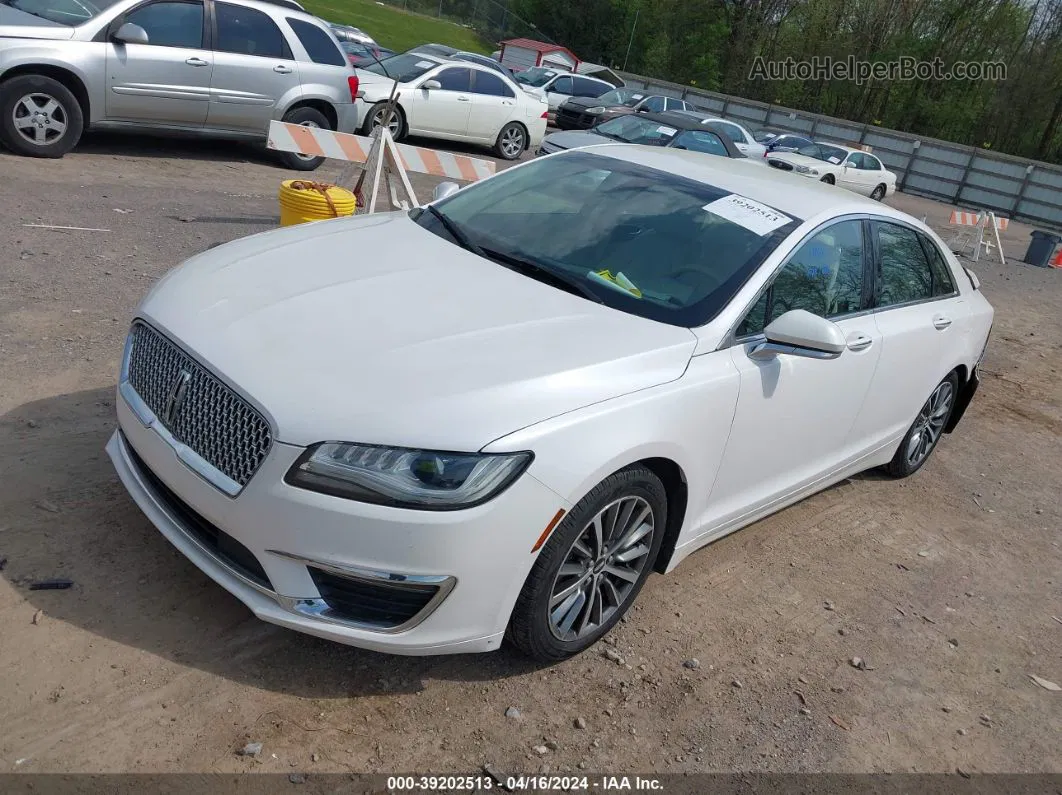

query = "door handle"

[
  {"left": 933, "top": 315, "right": 953, "bottom": 330},
  {"left": 847, "top": 334, "right": 874, "bottom": 352},
  {"left": 456, "top": 96, "right": 470, "bottom": 102},
  {"left": 273, "top": 64, "right": 293, "bottom": 74},
  {"left": 185, "top": 57, "right": 209, "bottom": 67}
]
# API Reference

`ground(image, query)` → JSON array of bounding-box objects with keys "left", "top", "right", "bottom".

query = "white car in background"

[
  {"left": 355, "top": 53, "right": 547, "bottom": 159},
  {"left": 767, "top": 142, "right": 898, "bottom": 200},
  {"left": 513, "top": 67, "right": 614, "bottom": 120},
  {"left": 108, "top": 146, "right": 992, "bottom": 662}
]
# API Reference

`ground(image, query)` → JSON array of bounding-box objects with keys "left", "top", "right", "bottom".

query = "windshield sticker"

[
  {"left": 827, "top": 156, "right": 841, "bottom": 164},
  {"left": 416, "top": 60, "right": 435, "bottom": 68},
  {"left": 589, "top": 269, "right": 643, "bottom": 298},
  {"left": 703, "top": 194, "right": 792, "bottom": 236},
  {"left": 632, "top": 93, "right": 644, "bottom": 100},
  {"left": 656, "top": 125, "right": 678, "bottom": 135}
]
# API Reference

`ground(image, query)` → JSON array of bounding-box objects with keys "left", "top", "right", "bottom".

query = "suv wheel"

[
  {"left": 277, "top": 106, "right": 331, "bottom": 171},
  {"left": 0, "top": 75, "right": 83, "bottom": 158}
]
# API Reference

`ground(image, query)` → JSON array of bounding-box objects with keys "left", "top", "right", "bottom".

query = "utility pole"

[{"left": 622, "top": 9, "right": 640, "bottom": 71}]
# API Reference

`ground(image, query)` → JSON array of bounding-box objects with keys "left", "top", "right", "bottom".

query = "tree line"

[{"left": 498, "top": 0, "right": 1062, "bottom": 163}]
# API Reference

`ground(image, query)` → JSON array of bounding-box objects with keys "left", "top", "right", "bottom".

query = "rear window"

[
  {"left": 417, "top": 150, "right": 801, "bottom": 328},
  {"left": 287, "top": 18, "right": 345, "bottom": 66}
]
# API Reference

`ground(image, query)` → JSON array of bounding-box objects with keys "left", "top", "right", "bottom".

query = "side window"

[
  {"left": 287, "top": 18, "right": 345, "bottom": 66},
  {"left": 641, "top": 96, "right": 666, "bottom": 113},
  {"left": 738, "top": 220, "right": 865, "bottom": 337},
  {"left": 664, "top": 97, "right": 684, "bottom": 111},
  {"left": 434, "top": 67, "right": 472, "bottom": 92},
  {"left": 718, "top": 123, "right": 745, "bottom": 143},
  {"left": 215, "top": 2, "right": 287, "bottom": 59},
  {"left": 874, "top": 222, "right": 935, "bottom": 307},
  {"left": 551, "top": 75, "right": 573, "bottom": 94},
  {"left": 123, "top": 1, "right": 204, "bottom": 49},
  {"left": 472, "top": 70, "right": 515, "bottom": 98},
  {"left": 862, "top": 154, "right": 883, "bottom": 171},
  {"left": 671, "top": 130, "right": 727, "bottom": 156},
  {"left": 918, "top": 233, "right": 957, "bottom": 296},
  {"left": 571, "top": 77, "right": 597, "bottom": 97},
  {"left": 844, "top": 153, "right": 864, "bottom": 168}
]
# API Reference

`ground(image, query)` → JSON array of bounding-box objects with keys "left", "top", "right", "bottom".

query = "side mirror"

[
  {"left": 432, "top": 181, "right": 460, "bottom": 202},
  {"left": 749, "top": 309, "right": 846, "bottom": 360},
  {"left": 421, "top": 79, "right": 442, "bottom": 90},
  {"left": 113, "top": 22, "right": 149, "bottom": 45}
]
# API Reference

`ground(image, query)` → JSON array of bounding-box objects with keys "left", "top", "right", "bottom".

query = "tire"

[
  {"left": 495, "top": 121, "right": 527, "bottom": 160},
  {"left": 0, "top": 74, "right": 83, "bottom": 158},
  {"left": 276, "top": 106, "right": 331, "bottom": 171},
  {"left": 507, "top": 465, "right": 667, "bottom": 662},
  {"left": 871, "top": 184, "right": 886, "bottom": 201},
  {"left": 820, "top": 174, "right": 835, "bottom": 185},
  {"left": 361, "top": 102, "right": 405, "bottom": 140},
  {"left": 885, "top": 371, "right": 960, "bottom": 478}
]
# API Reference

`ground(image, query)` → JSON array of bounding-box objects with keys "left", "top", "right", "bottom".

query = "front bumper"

[{"left": 107, "top": 395, "right": 566, "bottom": 655}]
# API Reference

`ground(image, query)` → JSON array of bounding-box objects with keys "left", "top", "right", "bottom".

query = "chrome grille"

[{"left": 125, "top": 322, "right": 272, "bottom": 489}]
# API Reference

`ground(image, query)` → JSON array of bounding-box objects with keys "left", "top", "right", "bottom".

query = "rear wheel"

[
  {"left": 886, "top": 372, "right": 959, "bottom": 478},
  {"left": 0, "top": 75, "right": 83, "bottom": 158},
  {"left": 277, "top": 106, "right": 330, "bottom": 171},
  {"left": 495, "top": 122, "right": 527, "bottom": 160},
  {"left": 871, "top": 183, "right": 886, "bottom": 201},
  {"left": 507, "top": 465, "right": 666, "bottom": 662}
]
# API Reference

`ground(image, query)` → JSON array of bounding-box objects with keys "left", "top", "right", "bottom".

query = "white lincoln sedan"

[{"left": 107, "top": 146, "right": 992, "bottom": 661}]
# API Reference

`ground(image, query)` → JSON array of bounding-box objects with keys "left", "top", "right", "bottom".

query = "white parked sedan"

[
  {"left": 767, "top": 142, "right": 898, "bottom": 200},
  {"left": 354, "top": 53, "right": 548, "bottom": 159},
  {"left": 107, "top": 146, "right": 992, "bottom": 661}
]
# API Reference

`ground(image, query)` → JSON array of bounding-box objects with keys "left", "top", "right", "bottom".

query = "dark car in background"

[
  {"left": 451, "top": 52, "right": 518, "bottom": 80},
  {"left": 409, "top": 43, "right": 459, "bottom": 58},
  {"left": 538, "top": 111, "right": 753, "bottom": 161},
  {"left": 763, "top": 133, "right": 815, "bottom": 156},
  {"left": 555, "top": 88, "right": 696, "bottom": 130}
]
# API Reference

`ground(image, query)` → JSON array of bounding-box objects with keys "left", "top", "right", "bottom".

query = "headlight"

[
  {"left": 793, "top": 164, "right": 811, "bottom": 173},
  {"left": 585, "top": 107, "right": 605, "bottom": 114},
  {"left": 808, "top": 168, "right": 819, "bottom": 175},
  {"left": 285, "top": 443, "right": 533, "bottom": 510}
]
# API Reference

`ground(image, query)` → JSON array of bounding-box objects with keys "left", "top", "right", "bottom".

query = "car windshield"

[
  {"left": 413, "top": 151, "right": 800, "bottom": 327},
  {"left": 1, "top": 0, "right": 121, "bottom": 24},
  {"left": 798, "top": 143, "right": 848, "bottom": 164},
  {"left": 515, "top": 67, "right": 557, "bottom": 87},
  {"left": 342, "top": 42, "right": 372, "bottom": 56},
  {"left": 753, "top": 130, "right": 778, "bottom": 142},
  {"left": 595, "top": 88, "right": 646, "bottom": 107},
  {"left": 595, "top": 115, "right": 680, "bottom": 146},
  {"left": 364, "top": 53, "right": 438, "bottom": 81}
]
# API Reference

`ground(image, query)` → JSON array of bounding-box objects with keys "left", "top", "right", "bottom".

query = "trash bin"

[{"left": 1022, "top": 230, "right": 1062, "bottom": 267}]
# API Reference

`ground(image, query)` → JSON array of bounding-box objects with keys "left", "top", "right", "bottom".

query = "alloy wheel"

[
  {"left": 871, "top": 185, "right": 885, "bottom": 201},
  {"left": 905, "top": 380, "right": 954, "bottom": 468},
  {"left": 501, "top": 126, "right": 525, "bottom": 158},
  {"left": 372, "top": 108, "right": 401, "bottom": 136},
  {"left": 13, "top": 93, "right": 68, "bottom": 146},
  {"left": 547, "top": 496, "right": 655, "bottom": 641}
]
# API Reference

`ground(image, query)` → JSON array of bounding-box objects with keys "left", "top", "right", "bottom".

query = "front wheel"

[
  {"left": 885, "top": 372, "right": 959, "bottom": 478},
  {"left": 0, "top": 74, "right": 83, "bottom": 158},
  {"left": 820, "top": 174, "right": 835, "bottom": 185},
  {"left": 362, "top": 102, "right": 404, "bottom": 139},
  {"left": 277, "top": 106, "right": 330, "bottom": 171},
  {"left": 507, "top": 465, "right": 666, "bottom": 662},
  {"left": 495, "top": 122, "right": 527, "bottom": 160}
]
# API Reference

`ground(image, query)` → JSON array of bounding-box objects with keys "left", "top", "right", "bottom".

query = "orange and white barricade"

[
  {"left": 946, "top": 209, "right": 1008, "bottom": 264},
  {"left": 267, "top": 120, "right": 495, "bottom": 214}
]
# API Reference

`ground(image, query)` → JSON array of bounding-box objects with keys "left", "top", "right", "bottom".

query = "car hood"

[
  {"left": 137, "top": 213, "right": 697, "bottom": 450},
  {"left": 542, "top": 130, "right": 615, "bottom": 151},
  {"left": 0, "top": 5, "right": 76, "bottom": 36}
]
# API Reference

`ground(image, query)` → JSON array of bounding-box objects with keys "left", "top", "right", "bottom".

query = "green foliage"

[{"left": 301, "top": 0, "right": 491, "bottom": 53}]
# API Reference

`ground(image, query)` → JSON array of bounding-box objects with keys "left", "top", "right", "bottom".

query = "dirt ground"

[{"left": 1, "top": 131, "right": 1060, "bottom": 776}]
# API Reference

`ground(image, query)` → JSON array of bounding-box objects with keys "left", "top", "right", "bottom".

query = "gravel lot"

[{"left": 1, "top": 131, "right": 1060, "bottom": 775}]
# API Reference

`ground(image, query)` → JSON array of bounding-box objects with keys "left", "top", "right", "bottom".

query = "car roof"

[
  {"left": 569, "top": 145, "right": 889, "bottom": 220},
  {"left": 624, "top": 110, "right": 729, "bottom": 132}
]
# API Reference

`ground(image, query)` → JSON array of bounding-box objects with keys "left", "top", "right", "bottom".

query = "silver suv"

[{"left": 0, "top": 0, "right": 358, "bottom": 169}]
